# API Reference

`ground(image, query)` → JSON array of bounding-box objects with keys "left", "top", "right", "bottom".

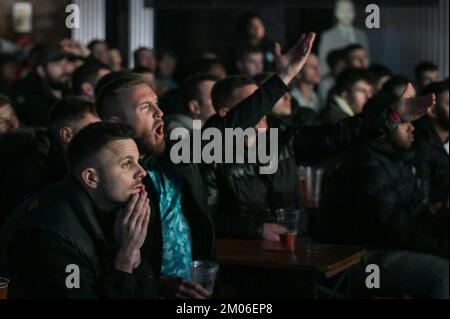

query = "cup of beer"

[
  {"left": 275, "top": 208, "right": 300, "bottom": 249},
  {"left": 0, "top": 278, "right": 9, "bottom": 299}
]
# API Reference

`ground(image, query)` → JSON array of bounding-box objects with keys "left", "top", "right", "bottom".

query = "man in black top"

[{"left": 1, "top": 122, "right": 159, "bottom": 298}]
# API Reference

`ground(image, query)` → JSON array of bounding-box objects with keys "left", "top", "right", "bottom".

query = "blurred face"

[
  {"left": 142, "top": 72, "right": 157, "bottom": 91},
  {"left": 158, "top": 54, "right": 177, "bottom": 78},
  {"left": 0, "top": 103, "right": 20, "bottom": 135},
  {"left": 44, "top": 59, "right": 71, "bottom": 90},
  {"left": 300, "top": 54, "right": 321, "bottom": 85},
  {"left": 344, "top": 80, "right": 373, "bottom": 114},
  {"left": 388, "top": 122, "right": 415, "bottom": 149},
  {"left": 272, "top": 93, "right": 292, "bottom": 117},
  {"left": 137, "top": 49, "right": 157, "bottom": 71},
  {"left": 335, "top": 0, "right": 355, "bottom": 26},
  {"left": 197, "top": 80, "right": 217, "bottom": 122},
  {"left": 348, "top": 48, "right": 370, "bottom": 69},
  {"left": 247, "top": 17, "right": 266, "bottom": 41},
  {"left": 435, "top": 90, "right": 449, "bottom": 130},
  {"left": 93, "top": 139, "right": 147, "bottom": 206},
  {"left": 1, "top": 62, "right": 17, "bottom": 82},
  {"left": 419, "top": 70, "right": 440, "bottom": 89},
  {"left": 92, "top": 43, "right": 110, "bottom": 65},
  {"left": 239, "top": 52, "right": 264, "bottom": 77},
  {"left": 116, "top": 84, "right": 165, "bottom": 155},
  {"left": 210, "top": 63, "right": 227, "bottom": 80},
  {"left": 109, "top": 49, "right": 122, "bottom": 70}
]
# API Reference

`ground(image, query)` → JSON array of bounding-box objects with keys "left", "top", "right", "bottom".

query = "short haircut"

[
  {"left": 381, "top": 75, "right": 411, "bottom": 97},
  {"left": 72, "top": 63, "right": 109, "bottom": 96},
  {"left": 181, "top": 73, "right": 218, "bottom": 110},
  {"left": 0, "top": 94, "right": 11, "bottom": 108},
  {"left": 334, "top": 68, "right": 373, "bottom": 95},
  {"left": 368, "top": 64, "right": 392, "bottom": 82},
  {"left": 420, "top": 80, "right": 449, "bottom": 97},
  {"left": 344, "top": 44, "right": 365, "bottom": 56},
  {"left": 326, "top": 49, "right": 346, "bottom": 70},
  {"left": 49, "top": 96, "right": 97, "bottom": 132},
  {"left": 95, "top": 72, "right": 149, "bottom": 120},
  {"left": 67, "top": 122, "right": 134, "bottom": 171},
  {"left": 134, "top": 47, "right": 153, "bottom": 64},
  {"left": 211, "top": 75, "right": 256, "bottom": 111},
  {"left": 88, "top": 39, "right": 107, "bottom": 51},
  {"left": 415, "top": 61, "right": 439, "bottom": 79}
]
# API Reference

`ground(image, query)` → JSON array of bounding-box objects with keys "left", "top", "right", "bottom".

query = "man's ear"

[
  {"left": 36, "top": 65, "right": 45, "bottom": 78},
  {"left": 218, "top": 107, "right": 229, "bottom": 118},
  {"left": 188, "top": 100, "right": 200, "bottom": 118},
  {"left": 59, "top": 127, "right": 73, "bottom": 145},
  {"left": 80, "top": 168, "right": 99, "bottom": 189},
  {"left": 81, "top": 82, "right": 94, "bottom": 98}
]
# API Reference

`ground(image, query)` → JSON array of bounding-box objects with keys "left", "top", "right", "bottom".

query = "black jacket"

[
  {"left": 202, "top": 76, "right": 400, "bottom": 239},
  {"left": 0, "top": 177, "right": 159, "bottom": 299},
  {"left": 413, "top": 117, "right": 449, "bottom": 203},
  {"left": 0, "top": 127, "right": 67, "bottom": 228},
  {"left": 324, "top": 139, "right": 448, "bottom": 256}
]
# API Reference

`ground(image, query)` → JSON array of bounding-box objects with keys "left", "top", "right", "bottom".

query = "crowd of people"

[{"left": 0, "top": 13, "right": 448, "bottom": 299}]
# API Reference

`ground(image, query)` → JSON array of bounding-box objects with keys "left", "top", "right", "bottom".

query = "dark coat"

[{"left": 0, "top": 177, "right": 159, "bottom": 299}]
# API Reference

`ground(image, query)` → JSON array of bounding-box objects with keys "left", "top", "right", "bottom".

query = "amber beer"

[
  {"left": 276, "top": 208, "right": 300, "bottom": 249},
  {"left": 0, "top": 278, "right": 9, "bottom": 299},
  {"left": 280, "top": 232, "right": 298, "bottom": 248}
]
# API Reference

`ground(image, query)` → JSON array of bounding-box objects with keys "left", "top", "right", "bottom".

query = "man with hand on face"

[
  {"left": 0, "top": 122, "right": 159, "bottom": 299},
  {"left": 95, "top": 32, "right": 320, "bottom": 299}
]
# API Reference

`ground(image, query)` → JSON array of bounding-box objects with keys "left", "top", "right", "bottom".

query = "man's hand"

[
  {"left": 393, "top": 83, "right": 436, "bottom": 122},
  {"left": 275, "top": 32, "right": 316, "bottom": 86},
  {"left": 160, "top": 276, "right": 210, "bottom": 299},
  {"left": 263, "top": 223, "right": 287, "bottom": 242},
  {"left": 114, "top": 190, "right": 151, "bottom": 273}
]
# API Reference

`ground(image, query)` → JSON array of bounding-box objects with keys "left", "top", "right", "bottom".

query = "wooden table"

[{"left": 217, "top": 239, "right": 365, "bottom": 298}]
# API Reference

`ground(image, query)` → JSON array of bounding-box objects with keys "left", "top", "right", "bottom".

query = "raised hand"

[
  {"left": 275, "top": 32, "right": 316, "bottom": 86},
  {"left": 393, "top": 83, "right": 436, "bottom": 122}
]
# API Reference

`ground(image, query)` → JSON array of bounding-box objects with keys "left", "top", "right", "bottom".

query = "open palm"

[{"left": 275, "top": 32, "right": 316, "bottom": 86}]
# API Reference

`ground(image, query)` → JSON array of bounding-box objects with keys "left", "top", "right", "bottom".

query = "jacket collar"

[{"left": 61, "top": 176, "right": 110, "bottom": 253}]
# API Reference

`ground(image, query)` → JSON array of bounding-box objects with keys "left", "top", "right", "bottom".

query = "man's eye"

[{"left": 122, "top": 161, "right": 131, "bottom": 169}]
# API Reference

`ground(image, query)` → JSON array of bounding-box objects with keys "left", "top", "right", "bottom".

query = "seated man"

[
  {"left": 0, "top": 96, "right": 100, "bottom": 228},
  {"left": 322, "top": 68, "right": 374, "bottom": 124},
  {"left": 72, "top": 62, "right": 110, "bottom": 102},
  {"left": 95, "top": 32, "right": 318, "bottom": 298},
  {"left": 325, "top": 93, "right": 448, "bottom": 258},
  {"left": 203, "top": 69, "right": 435, "bottom": 241},
  {"left": 414, "top": 80, "right": 449, "bottom": 213},
  {"left": 165, "top": 74, "right": 218, "bottom": 133},
  {"left": 0, "top": 122, "right": 159, "bottom": 298}
]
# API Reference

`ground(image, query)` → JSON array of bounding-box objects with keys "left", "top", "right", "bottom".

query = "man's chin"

[{"left": 143, "top": 138, "right": 166, "bottom": 156}]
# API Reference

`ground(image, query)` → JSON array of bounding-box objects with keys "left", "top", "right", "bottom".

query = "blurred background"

[{"left": 0, "top": 0, "right": 448, "bottom": 80}]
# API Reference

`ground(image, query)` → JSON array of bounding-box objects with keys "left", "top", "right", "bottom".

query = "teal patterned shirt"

[{"left": 148, "top": 169, "right": 193, "bottom": 279}]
